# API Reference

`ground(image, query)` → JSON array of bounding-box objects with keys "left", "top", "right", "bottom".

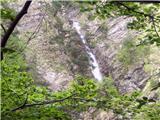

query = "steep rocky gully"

[{"left": 11, "top": 1, "right": 160, "bottom": 120}]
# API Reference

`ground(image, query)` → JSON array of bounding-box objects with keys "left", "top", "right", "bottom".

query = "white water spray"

[{"left": 72, "top": 21, "right": 103, "bottom": 81}]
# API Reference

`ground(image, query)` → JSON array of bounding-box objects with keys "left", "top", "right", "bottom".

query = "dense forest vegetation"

[{"left": 1, "top": 0, "right": 160, "bottom": 120}]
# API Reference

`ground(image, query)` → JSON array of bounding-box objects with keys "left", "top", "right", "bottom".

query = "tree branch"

[
  {"left": 11, "top": 94, "right": 75, "bottom": 112},
  {"left": 1, "top": 0, "right": 32, "bottom": 60},
  {"left": 116, "top": 2, "right": 152, "bottom": 18},
  {"left": 116, "top": 2, "right": 160, "bottom": 38},
  {"left": 116, "top": 2, "right": 160, "bottom": 21},
  {"left": 19, "top": 7, "right": 47, "bottom": 53},
  {"left": 11, "top": 93, "right": 28, "bottom": 112},
  {"left": 1, "top": 24, "right": 6, "bottom": 33},
  {"left": 151, "top": 16, "right": 160, "bottom": 38}
]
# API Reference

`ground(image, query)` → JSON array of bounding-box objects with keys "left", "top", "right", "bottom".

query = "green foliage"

[
  {"left": 0, "top": 0, "right": 16, "bottom": 2},
  {"left": 80, "top": 1, "right": 160, "bottom": 46},
  {"left": 0, "top": 0, "right": 16, "bottom": 21},
  {"left": 1, "top": 57, "right": 32, "bottom": 113},
  {"left": 0, "top": 8, "right": 16, "bottom": 20},
  {"left": 1, "top": 55, "right": 97, "bottom": 119},
  {"left": 1, "top": 55, "right": 160, "bottom": 120},
  {"left": 1, "top": 32, "right": 72, "bottom": 119},
  {"left": 7, "top": 35, "right": 25, "bottom": 50},
  {"left": 133, "top": 103, "right": 160, "bottom": 120},
  {"left": 1, "top": 36, "right": 159, "bottom": 120},
  {"left": 1, "top": 2, "right": 159, "bottom": 119},
  {"left": 117, "top": 39, "right": 149, "bottom": 68},
  {"left": 1, "top": 53, "right": 72, "bottom": 120}
]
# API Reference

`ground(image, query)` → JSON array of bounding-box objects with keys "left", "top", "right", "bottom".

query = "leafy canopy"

[{"left": 80, "top": 1, "right": 160, "bottom": 46}]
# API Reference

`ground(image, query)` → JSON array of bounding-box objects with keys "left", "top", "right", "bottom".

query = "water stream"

[{"left": 72, "top": 21, "right": 103, "bottom": 81}]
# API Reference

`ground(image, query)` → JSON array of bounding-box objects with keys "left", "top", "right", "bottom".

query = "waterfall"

[{"left": 72, "top": 21, "right": 103, "bottom": 81}]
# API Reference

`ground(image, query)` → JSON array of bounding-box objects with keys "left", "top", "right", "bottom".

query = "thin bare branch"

[
  {"left": 116, "top": 2, "right": 152, "bottom": 18},
  {"left": 1, "top": 0, "right": 32, "bottom": 60},
  {"left": 11, "top": 94, "right": 28, "bottom": 112},
  {"left": 11, "top": 94, "right": 75, "bottom": 112},
  {"left": 1, "top": 24, "right": 6, "bottom": 33},
  {"left": 151, "top": 16, "right": 160, "bottom": 38},
  {"left": 17, "top": 4, "right": 47, "bottom": 55},
  {"left": 116, "top": 2, "right": 160, "bottom": 39}
]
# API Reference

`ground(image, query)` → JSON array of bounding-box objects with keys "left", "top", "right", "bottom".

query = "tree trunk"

[{"left": 1, "top": 0, "right": 32, "bottom": 60}]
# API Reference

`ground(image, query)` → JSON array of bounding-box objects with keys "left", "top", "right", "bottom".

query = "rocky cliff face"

[
  {"left": 14, "top": 1, "right": 150, "bottom": 93},
  {"left": 8, "top": 1, "right": 160, "bottom": 119}
]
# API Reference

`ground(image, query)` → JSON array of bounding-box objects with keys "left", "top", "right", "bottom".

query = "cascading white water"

[{"left": 72, "top": 21, "right": 103, "bottom": 81}]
